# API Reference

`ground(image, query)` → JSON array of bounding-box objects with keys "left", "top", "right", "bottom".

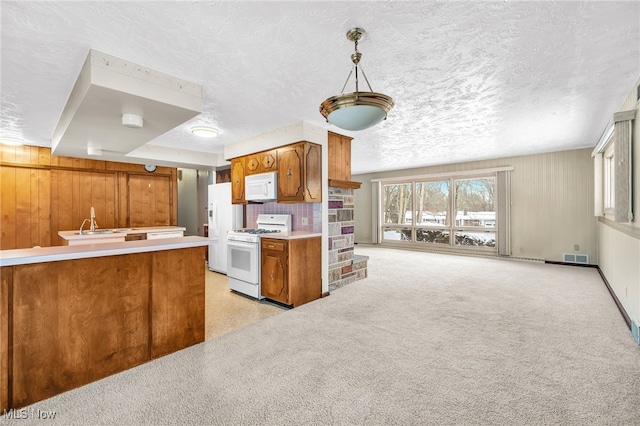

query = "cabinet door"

[
  {"left": 128, "top": 174, "right": 171, "bottom": 227},
  {"left": 304, "top": 143, "right": 322, "bottom": 202},
  {"left": 261, "top": 150, "right": 277, "bottom": 173},
  {"left": 328, "top": 132, "right": 352, "bottom": 181},
  {"left": 230, "top": 158, "right": 246, "bottom": 204},
  {"left": 244, "top": 154, "right": 261, "bottom": 175},
  {"left": 216, "top": 169, "right": 231, "bottom": 183},
  {"left": 261, "top": 240, "right": 288, "bottom": 304},
  {"left": 277, "top": 144, "right": 304, "bottom": 202}
]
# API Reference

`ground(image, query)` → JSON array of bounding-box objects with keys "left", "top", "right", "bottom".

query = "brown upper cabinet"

[
  {"left": 327, "top": 132, "right": 361, "bottom": 189},
  {"left": 245, "top": 149, "right": 277, "bottom": 175},
  {"left": 328, "top": 131, "right": 352, "bottom": 181},
  {"left": 277, "top": 142, "right": 321, "bottom": 203},
  {"left": 216, "top": 168, "right": 231, "bottom": 183},
  {"left": 230, "top": 157, "right": 246, "bottom": 204},
  {"left": 230, "top": 142, "right": 322, "bottom": 204}
]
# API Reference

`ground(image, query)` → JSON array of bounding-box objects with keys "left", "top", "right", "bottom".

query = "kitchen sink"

[
  {"left": 114, "top": 228, "right": 135, "bottom": 232},
  {"left": 75, "top": 230, "right": 117, "bottom": 235}
]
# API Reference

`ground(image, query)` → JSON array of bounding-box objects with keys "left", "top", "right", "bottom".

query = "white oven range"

[{"left": 226, "top": 214, "right": 291, "bottom": 299}]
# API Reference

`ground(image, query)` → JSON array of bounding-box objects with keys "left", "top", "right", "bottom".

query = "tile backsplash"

[{"left": 246, "top": 202, "right": 321, "bottom": 232}]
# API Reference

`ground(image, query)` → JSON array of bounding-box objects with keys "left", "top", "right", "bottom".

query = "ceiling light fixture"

[
  {"left": 0, "top": 137, "right": 24, "bottom": 146},
  {"left": 122, "top": 114, "right": 143, "bottom": 129},
  {"left": 319, "top": 27, "right": 394, "bottom": 131},
  {"left": 191, "top": 126, "right": 219, "bottom": 138}
]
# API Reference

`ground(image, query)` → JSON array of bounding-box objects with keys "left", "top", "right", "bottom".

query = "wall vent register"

[{"left": 562, "top": 253, "right": 589, "bottom": 264}]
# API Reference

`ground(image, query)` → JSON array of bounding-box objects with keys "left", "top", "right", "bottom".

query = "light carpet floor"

[{"left": 4, "top": 246, "right": 640, "bottom": 425}]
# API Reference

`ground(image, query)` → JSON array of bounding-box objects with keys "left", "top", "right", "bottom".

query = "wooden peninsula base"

[{"left": 0, "top": 244, "right": 205, "bottom": 410}]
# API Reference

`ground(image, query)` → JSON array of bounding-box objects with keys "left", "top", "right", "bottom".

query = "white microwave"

[{"left": 245, "top": 171, "right": 277, "bottom": 201}]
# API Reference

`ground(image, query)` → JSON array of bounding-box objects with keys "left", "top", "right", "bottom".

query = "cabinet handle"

[
  {"left": 270, "top": 271, "right": 274, "bottom": 281},
  {"left": 287, "top": 169, "right": 292, "bottom": 179}
]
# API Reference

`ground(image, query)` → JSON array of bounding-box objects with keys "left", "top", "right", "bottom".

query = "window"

[
  {"left": 382, "top": 183, "right": 413, "bottom": 241},
  {"left": 594, "top": 109, "right": 635, "bottom": 222},
  {"left": 381, "top": 174, "right": 498, "bottom": 252},
  {"left": 453, "top": 177, "right": 496, "bottom": 248}
]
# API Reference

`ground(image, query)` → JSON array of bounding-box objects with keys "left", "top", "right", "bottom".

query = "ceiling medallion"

[{"left": 319, "top": 27, "right": 394, "bottom": 131}]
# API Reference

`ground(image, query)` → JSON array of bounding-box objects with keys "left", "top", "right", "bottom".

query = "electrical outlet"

[
  {"left": 574, "top": 244, "right": 579, "bottom": 251},
  {"left": 301, "top": 217, "right": 308, "bottom": 225}
]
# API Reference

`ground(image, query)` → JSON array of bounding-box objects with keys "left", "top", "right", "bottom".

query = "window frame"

[{"left": 603, "top": 141, "right": 615, "bottom": 216}]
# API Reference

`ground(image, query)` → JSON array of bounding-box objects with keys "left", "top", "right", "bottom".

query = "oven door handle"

[{"left": 227, "top": 240, "right": 258, "bottom": 249}]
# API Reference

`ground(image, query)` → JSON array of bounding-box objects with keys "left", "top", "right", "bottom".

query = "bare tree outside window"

[
  {"left": 415, "top": 180, "right": 449, "bottom": 226},
  {"left": 383, "top": 183, "right": 412, "bottom": 224}
]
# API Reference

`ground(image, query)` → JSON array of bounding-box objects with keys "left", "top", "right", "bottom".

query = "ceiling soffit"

[{"left": 51, "top": 49, "right": 202, "bottom": 160}]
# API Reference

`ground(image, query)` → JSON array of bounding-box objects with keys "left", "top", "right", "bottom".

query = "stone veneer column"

[{"left": 328, "top": 186, "right": 367, "bottom": 291}]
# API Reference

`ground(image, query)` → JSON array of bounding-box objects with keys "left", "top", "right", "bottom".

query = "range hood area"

[{"left": 51, "top": 49, "right": 202, "bottom": 163}]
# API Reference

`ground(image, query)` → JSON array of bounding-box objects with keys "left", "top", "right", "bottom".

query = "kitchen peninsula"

[{"left": 0, "top": 236, "right": 208, "bottom": 411}]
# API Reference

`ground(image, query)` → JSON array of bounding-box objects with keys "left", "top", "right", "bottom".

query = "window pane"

[
  {"left": 415, "top": 228, "right": 450, "bottom": 245},
  {"left": 455, "top": 230, "right": 496, "bottom": 247},
  {"left": 382, "top": 227, "right": 412, "bottom": 241},
  {"left": 454, "top": 178, "right": 495, "bottom": 228},
  {"left": 415, "top": 180, "right": 449, "bottom": 226},
  {"left": 383, "top": 183, "right": 413, "bottom": 225}
]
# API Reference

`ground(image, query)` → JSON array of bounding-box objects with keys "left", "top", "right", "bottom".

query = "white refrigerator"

[{"left": 208, "top": 183, "right": 243, "bottom": 273}]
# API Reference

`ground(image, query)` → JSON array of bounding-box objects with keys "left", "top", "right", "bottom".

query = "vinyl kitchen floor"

[{"left": 205, "top": 264, "right": 287, "bottom": 341}]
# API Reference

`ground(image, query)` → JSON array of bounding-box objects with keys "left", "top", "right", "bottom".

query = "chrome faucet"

[
  {"left": 79, "top": 207, "right": 98, "bottom": 234},
  {"left": 90, "top": 207, "right": 97, "bottom": 231}
]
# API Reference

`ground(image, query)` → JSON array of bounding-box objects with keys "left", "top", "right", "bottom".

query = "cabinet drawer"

[
  {"left": 147, "top": 231, "right": 184, "bottom": 240},
  {"left": 125, "top": 233, "right": 147, "bottom": 241},
  {"left": 262, "top": 240, "right": 286, "bottom": 252}
]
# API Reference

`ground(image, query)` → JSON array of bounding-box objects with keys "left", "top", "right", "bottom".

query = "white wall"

[
  {"left": 177, "top": 168, "right": 199, "bottom": 236},
  {"left": 353, "top": 148, "right": 597, "bottom": 263},
  {"left": 597, "top": 76, "right": 640, "bottom": 327},
  {"left": 598, "top": 222, "right": 640, "bottom": 322}
]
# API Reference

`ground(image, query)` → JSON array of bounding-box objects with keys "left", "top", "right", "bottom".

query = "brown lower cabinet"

[
  {"left": 261, "top": 236, "right": 321, "bottom": 307},
  {"left": 0, "top": 246, "right": 205, "bottom": 410}
]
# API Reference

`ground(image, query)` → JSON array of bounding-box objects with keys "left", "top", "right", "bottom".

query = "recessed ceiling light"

[
  {"left": 191, "top": 126, "right": 218, "bottom": 138},
  {"left": 0, "top": 137, "right": 24, "bottom": 146},
  {"left": 122, "top": 114, "right": 143, "bottom": 129}
]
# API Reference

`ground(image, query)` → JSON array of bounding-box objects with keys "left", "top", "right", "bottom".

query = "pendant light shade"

[{"left": 319, "top": 28, "right": 394, "bottom": 131}]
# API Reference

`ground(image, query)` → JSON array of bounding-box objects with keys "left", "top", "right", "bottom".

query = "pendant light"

[{"left": 319, "top": 28, "right": 394, "bottom": 131}]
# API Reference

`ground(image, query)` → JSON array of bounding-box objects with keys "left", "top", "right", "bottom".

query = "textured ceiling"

[{"left": 1, "top": 1, "right": 639, "bottom": 174}]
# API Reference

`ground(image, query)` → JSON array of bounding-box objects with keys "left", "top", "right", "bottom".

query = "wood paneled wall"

[{"left": 0, "top": 145, "right": 178, "bottom": 249}]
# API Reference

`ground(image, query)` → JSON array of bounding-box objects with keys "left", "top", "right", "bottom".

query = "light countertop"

[
  {"left": 260, "top": 231, "right": 322, "bottom": 240},
  {"left": 58, "top": 226, "right": 186, "bottom": 241},
  {"left": 0, "top": 236, "right": 208, "bottom": 267}
]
